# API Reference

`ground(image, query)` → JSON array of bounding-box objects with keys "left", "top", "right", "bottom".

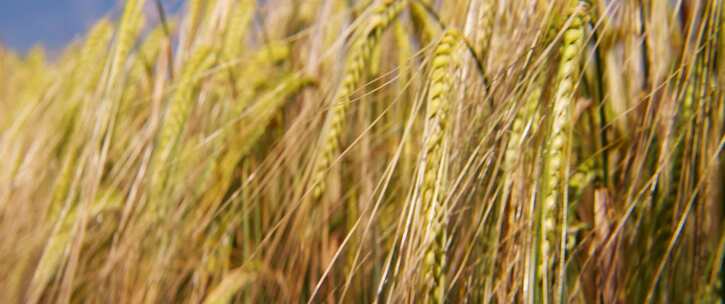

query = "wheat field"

[{"left": 0, "top": 0, "right": 723, "bottom": 302}]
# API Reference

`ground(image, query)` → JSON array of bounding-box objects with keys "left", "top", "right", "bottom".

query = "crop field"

[{"left": 0, "top": 0, "right": 723, "bottom": 302}]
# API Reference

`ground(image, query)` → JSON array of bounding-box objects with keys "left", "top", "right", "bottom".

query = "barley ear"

[
  {"left": 538, "top": 2, "right": 586, "bottom": 300},
  {"left": 109, "top": 0, "right": 146, "bottom": 87},
  {"left": 310, "top": 0, "right": 407, "bottom": 199},
  {"left": 150, "top": 46, "right": 214, "bottom": 211},
  {"left": 419, "top": 29, "right": 461, "bottom": 304}
]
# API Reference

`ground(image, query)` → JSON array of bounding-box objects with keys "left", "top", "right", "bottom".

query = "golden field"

[{"left": 0, "top": 0, "right": 723, "bottom": 302}]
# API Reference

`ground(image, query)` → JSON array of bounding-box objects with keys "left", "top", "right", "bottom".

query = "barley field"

[{"left": 0, "top": 0, "right": 723, "bottom": 303}]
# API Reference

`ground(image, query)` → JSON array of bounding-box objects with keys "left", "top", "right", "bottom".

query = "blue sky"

[
  {"left": 0, "top": 0, "right": 119, "bottom": 53},
  {"left": 0, "top": 0, "right": 183, "bottom": 53}
]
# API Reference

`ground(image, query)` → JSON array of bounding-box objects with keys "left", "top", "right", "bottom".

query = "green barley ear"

[
  {"left": 503, "top": 85, "right": 542, "bottom": 182},
  {"left": 150, "top": 45, "right": 215, "bottom": 209},
  {"left": 202, "top": 265, "right": 259, "bottom": 304},
  {"left": 418, "top": 29, "right": 461, "bottom": 304},
  {"left": 227, "top": 42, "right": 291, "bottom": 115},
  {"left": 568, "top": 155, "right": 597, "bottom": 203},
  {"left": 310, "top": 0, "right": 407, "bottom": 200},
  {"left": 138, "top": 21, "right": 176, "bottom": 70},
  {"left": 108, "top": 0, "right": 146, "bottom": 87},
  {"left": 181, "top": 0, "right": 204, "bottom": 50},
  {"left": 27, "top": 189, "right": 122, "bottom": 304},
  {"left": 476, "top": 0, "right": 497, "bottom": 64},
  {"left": 409, "top": 1, "right": 441, "bottom": 46},
  {"left": 221, "top": 0, "right": 255, "bottom": 62},
  {"left": 203, "top": 72, "right": 314, "bottom": 205},
  {"left": 538, "top": 1, "right": 586, "bottom": 301},
  {"left": 77, "top": 18, "right": 115, "bottom": 92},
  {"left": 499, "top": 82, "right": 542, "bottom": 280},
  {"left": 235, "top": 73, "right": 314, "bottom": 159},
  {"left": 51, "top": 19, "right": 115, "bottom": 217}
]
